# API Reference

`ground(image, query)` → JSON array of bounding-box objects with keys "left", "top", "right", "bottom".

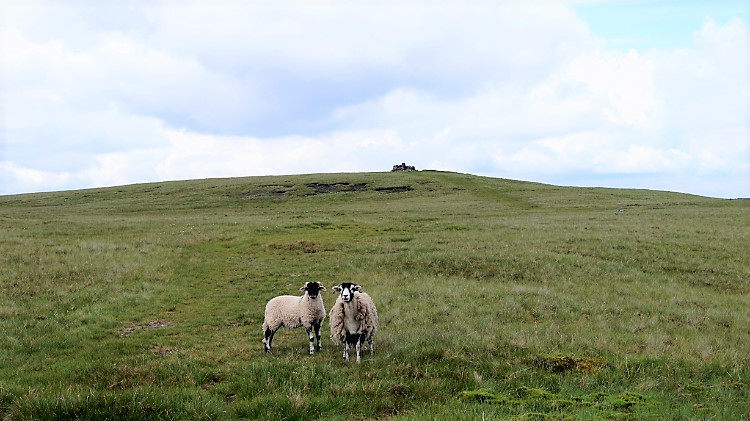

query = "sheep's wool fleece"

[
  {"left": 329, "top": 292, "right": 378, "bottom": 344},
  {"left": 263, "top": 294, "right": 326, "bottom": 331}
]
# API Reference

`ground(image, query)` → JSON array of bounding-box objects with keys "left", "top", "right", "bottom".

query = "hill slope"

[{"left": 1, "top": 171, "right": 749, "bottom": 419}]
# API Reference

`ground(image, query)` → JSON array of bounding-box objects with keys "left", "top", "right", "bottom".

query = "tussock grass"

[{"left": 1, "top": 171, "right": 749, "bottom": 419}]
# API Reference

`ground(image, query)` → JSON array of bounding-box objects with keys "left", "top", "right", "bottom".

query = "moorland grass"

[{"left": 1, "top": 171, "right": 748, "bottom": 419}]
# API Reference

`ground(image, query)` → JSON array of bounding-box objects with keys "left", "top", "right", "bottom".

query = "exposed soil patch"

[
  {"left": 240, "top": 189, "right": 289, "bottom": 198},
  {"left": 375, "top": 186, "right": 414, "bottom": 194},
  {"left": 150, "top": 345, "right": 173, "bottom": 356},
  {"left": 349, "top": 183, "right": 369, "bottom": 191},
  {"left": 267, "top": 239, "right": 321, "bottom": 253},
  {"left": 307, "top": 182, "right": 369, "bottom": 194},
  {"left": 240, "top": 182, "right": 412, "bottom": 196},
  {"left": 530, "top": 353, "right": 605, "bottom": 373},
  {"left": 119, "top": 320, "right": 170, "bottom": 337},
  {"left": 237, "top": 184, "right": 295, "bottom": 198}
]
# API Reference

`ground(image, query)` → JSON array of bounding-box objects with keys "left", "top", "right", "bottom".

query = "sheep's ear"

[
  {"left": 333, "top": 285, "right": 342, "bottom": 292},
  {"left": 352, "top": 285, "right": 362, "bottom": 292},
  {"left": 300, "top": 283, "right": 308, "bottom": 292},
  {"left": 319, "top": 284, "right": 326, "bottom": 291}
]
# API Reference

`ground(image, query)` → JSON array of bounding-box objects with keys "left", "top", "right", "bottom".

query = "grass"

[{"left": 1, "top": 171, "right": 749, "bottom": 419}]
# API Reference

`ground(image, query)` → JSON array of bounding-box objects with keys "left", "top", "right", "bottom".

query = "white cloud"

[
  {"left": 153, "top": 128, "right": 425, "bottom": 180},
  {"left": 490, "top": 132, "right": 670, "bottom": 176},
  {"left": 658, "top": 18, "right": 748, "bottom": 129},
  {"left": 558, "top": 50, "right": 658, "bottom": 126},
  {"left": 1, "top": 1, "right": 748, "bottom": 198}
]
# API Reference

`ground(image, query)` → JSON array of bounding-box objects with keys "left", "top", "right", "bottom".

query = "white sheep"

[
  {"left": 329, "top": 282, "right": 378, "bottom": 363},
  {"left": 262, "top": 281, "right": 326, "bottom": 355}
]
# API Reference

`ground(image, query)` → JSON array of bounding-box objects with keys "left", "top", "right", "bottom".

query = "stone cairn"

[{"left": 391, "top": 163, "right": 416, "bottom": 172}]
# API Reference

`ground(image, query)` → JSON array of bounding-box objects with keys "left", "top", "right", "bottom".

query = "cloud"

[
  {"left": 557, "top": 50, "right": 658, "bottom": 126},
  {"left": 1, "top": 1, "right": 748, "bottom": 198},
  {"left": 155, "top": 129, "right": 412, "bottom": 178},
  {"left": 326, "top": 16, "right": 748, "bottom": 197}
]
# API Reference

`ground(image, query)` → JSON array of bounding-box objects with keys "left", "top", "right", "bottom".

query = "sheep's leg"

[
  {"left": 343, "top": 342, "right": 349, "bottom": 361},
  {"left": 355, "top": 337, "right": 362, "bottom": 364},
  {"left": 305, "top": 326, "right": 315, "bottom": 355},
  {"left": 368, "top": 336, "right": 374, "bottom": 354},
  {"left": 263, "top": 327, "right": 276, "bottom": 353},
  {"left": 313, "top": 321, "right": 323, "bottom": 352}
]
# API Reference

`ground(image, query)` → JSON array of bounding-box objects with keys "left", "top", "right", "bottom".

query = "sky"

[{"left": 1, "top": 0, "right": 748, "bottom": 198}]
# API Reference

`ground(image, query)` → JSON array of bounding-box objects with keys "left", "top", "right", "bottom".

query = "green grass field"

[{"left": 1, "top": 171, "right": 748, "bottom": 420}]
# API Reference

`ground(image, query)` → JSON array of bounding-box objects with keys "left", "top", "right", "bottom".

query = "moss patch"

[
  {"left": 457, "top": 389, "right": 507, "bottom": 404},
  {"left": 458, "top": 387, "right": 657, "bottom": 418}
]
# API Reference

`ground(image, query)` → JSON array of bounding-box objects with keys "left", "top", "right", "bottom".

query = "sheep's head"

[
  {"left": 332, "top": 282, "right": 361, "bottom": 303},
  {"left": 300, "top": 281, "right": 325, "bottom": 299}
]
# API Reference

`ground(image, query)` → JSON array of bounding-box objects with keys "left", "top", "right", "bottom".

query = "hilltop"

[{"left": 1, "top": 171, "right": 748, "bottom": 419}]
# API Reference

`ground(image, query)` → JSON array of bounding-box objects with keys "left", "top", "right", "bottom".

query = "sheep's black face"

[
  {"left": 334, "top": 282, "right": 360, "bottom": 303},
  {"left": 302, "top": 282, "right": 324, "bottom": 298}
]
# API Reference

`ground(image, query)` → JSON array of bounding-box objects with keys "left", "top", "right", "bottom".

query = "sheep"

[
  {"left": 329, "top": 282, "right": 378, "bottom": 363},
  {"left": 262, "top": 281, "right": 326, "bottom": 355}
]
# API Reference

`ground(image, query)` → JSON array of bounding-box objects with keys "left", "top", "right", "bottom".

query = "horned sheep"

[
  {"left": 262, "top": 281, "right": 326, "bottom": 355},
  {"left": 329, "top": 282, "right": 378, "bottom": 363}
]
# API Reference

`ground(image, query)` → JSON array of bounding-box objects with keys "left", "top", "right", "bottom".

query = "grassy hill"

[{"left": 1, "top": 171, "right": 748, "bottom": 420}]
